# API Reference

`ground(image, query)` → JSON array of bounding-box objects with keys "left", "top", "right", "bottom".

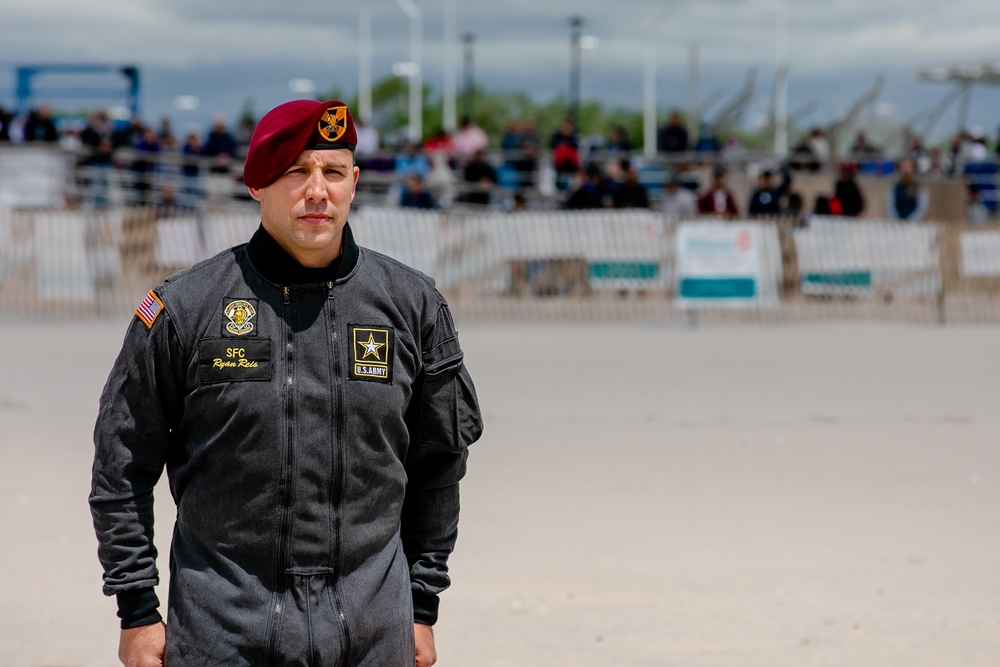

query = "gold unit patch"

[
  {"left": 223, "top": 299, "right": 257, "bottom": 336},
  {"left": 318, "top": 106, "right": 348, "bottom": 143},
  {"left": 350, "top": 325, "right": 394, "bottom": 383}
]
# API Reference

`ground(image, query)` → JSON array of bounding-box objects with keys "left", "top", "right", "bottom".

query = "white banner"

[
  {"left": 794, "top": 218, "right": 940, "bottom": 297},
  {"left": 959, "top": 229, "right": 1000, "bottom": 278},
  {"left": 674, "top": 221, "right": 781, "bottom": 307}
]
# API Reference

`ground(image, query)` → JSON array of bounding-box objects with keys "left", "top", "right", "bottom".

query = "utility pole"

[
  {"left": 569, "top": 16, "right": 584, "bottom": 123},
  {"left": 462, "top": 33, "right": 475, "bottom": 120}
]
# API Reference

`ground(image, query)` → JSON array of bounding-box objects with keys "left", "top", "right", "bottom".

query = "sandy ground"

[{"left": 1, "top": 319, "right": 998, "bottom": 667}]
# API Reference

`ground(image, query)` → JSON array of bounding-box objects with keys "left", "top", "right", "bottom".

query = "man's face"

[{"left": 248, "top": 149, "right": 359, "bottom": 267}]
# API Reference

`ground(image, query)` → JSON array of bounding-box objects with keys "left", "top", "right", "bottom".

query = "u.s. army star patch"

[{"left": 350, "top": 325, "right": 393, "bottom": 383}]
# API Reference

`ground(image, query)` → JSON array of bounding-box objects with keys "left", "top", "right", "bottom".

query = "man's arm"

[
  {"left": 401, "top": 301, "right": 483, "bottom": 626},
  {"left": 90, "top": 303, "right": 185, "bottom": 631}
]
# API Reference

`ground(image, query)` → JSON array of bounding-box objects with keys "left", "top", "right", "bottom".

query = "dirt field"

[{"left": 1, "top": 320, "right": 998, "bottom": 666}]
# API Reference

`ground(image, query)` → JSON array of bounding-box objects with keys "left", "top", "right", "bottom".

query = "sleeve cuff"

[
  {"left": 411, "top": 590, "right": 440, "bottom": 626},
  {"left": 117, "top": 588, "right": 162, "bottom": 629}
]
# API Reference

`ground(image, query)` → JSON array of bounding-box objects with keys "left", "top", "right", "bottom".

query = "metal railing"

[{"left": 3, "top": 205, "right": 999, "bottom": 324}]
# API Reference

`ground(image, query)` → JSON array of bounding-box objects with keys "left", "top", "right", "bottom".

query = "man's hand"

[
  {"left": 118, "top": 621, "right": 166, "bottom": 667},
  {"left": 414, "top": 622, "right": 437, "bottom": 667}
]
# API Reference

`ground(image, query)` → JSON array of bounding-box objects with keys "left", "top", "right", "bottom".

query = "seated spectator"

[
  {"left": 399, "top": 173, "right": 436, "bottom": 209},
  {"left": 813, "top": 194, "right": 843, "bottom": 217},
  {"left": 747, "top": 167, "right": 790, "bottom": 218},
  {"left": 500, "top": 120, "right": 521, "bottom": 152},
  {"left": 807, "top": 128, "right": 831, "bottom": 168},
  {"left": 661, "top": 173, "right": 698, "bottom": 218},
  {"left": 549, "top": 115, "right": 581, "bottom": 178},
  {"left": 693, "top": 127, "right": 722, "bottom": 155},
  {"left": 460, "top": 149, "right": 498, "bottom": 206},
  {"left": 23, "top": 105, "right": 59, "bottom": 143},
  {"left": 834, "top": 162, "right": 865, "bottom": 217},
  {"left": 425, "top": 152, "right": 457, "bottom": 207},
  {"left": 613, "top": 162, "right": 649, "bottom": 209},
  {"left": 967, "top": 184, "right": 990, "bottom": 225},
  {"left": 394, "top": 141, "right": 430, "bottom": 178},
  {"left": 885, "top": 159, "right": 928, "bottom": 222},
  {"left": 697, "top": 166, "right": 739, "bottom": 218},
  {"left": 423, "top": 127, "right": 453, "bottom": 155},
  {"left": 202, "top": 115, "right": 238, "bottom": 174},
  {"left": 451, "top": 115, "right": 488, "bottom": 157},
  {"left": 0, "top": 105, "right": 13, "bottom": 141},
  {"left": 562, "top": 164, "right": 608, "bottom": 210},
  {"left": 606, "top": 125, "right": 633, "bottom": 153},
  {"left": 657, "top": 111, "right": 688, "bottom": 153}
]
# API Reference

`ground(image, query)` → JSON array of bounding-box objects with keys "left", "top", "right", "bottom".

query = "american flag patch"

[{"left": 136, "top": 291, "right": 165, "bottom": 329}]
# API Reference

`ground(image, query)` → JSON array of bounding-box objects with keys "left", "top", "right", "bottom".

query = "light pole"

[
  {"left": 358, "top": 0, "right": 373, "bottom": 124},
  {"left": 643, "top": 7, "right": 676, "bottom": 157},
  {"left": 443, "top": 0, "right": 457, "bottom": 132},
  {"left": 462, "top": 33, "right": 475, "bottom": 119},
  {"left": 568, "top": 16, "right": 584, "bottom": 123},
  {"left": 394, "top": 0, "right": 423, "bottom": 143},
  {"left": 747, "top": 0, "right": 788, "bottom": 157}
]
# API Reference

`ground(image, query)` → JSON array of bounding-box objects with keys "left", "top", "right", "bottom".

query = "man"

[
  {"left": 660, "top": 173, "right": 697, "bottom": 218},
  {"left": 90, "top": 99, "right": 483, "bottom": 666},
  {"left": 885, "top": 158, "right": 929, "bottom": 222},
  {"left": 697, "top": 165, "right": 739, "bottom": 219},
  {"left": 747, "top": 168, "right": 790, "bottom": 218}
]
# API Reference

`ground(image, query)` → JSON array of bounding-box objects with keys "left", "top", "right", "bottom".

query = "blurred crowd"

[{"left": 2, "top": 101, "right": 998, "bottom": 223}]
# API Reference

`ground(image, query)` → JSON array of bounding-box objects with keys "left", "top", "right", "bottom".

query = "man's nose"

[{"left": 304, "top": 170, "right": 328, "bottom": 202}]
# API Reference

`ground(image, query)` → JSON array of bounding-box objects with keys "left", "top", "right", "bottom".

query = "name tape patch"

[
  {"left": 198, "top": 339, "right": 272, "bottom": 384},
  {"left": 350, "top": 325, "right": 394, "bottom": 384}
]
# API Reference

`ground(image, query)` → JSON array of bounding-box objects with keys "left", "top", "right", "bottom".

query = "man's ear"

[{"left": 248, "top": 187, "right": 263, "bottom": 202}]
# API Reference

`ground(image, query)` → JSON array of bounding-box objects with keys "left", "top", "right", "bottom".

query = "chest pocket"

[{"left": 198, "top": 338, "right": 272, "bottom": 384}]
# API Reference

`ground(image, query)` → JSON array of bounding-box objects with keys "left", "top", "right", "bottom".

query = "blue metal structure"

[{"left": 14, "top": 64, "right": 140, "bottom": 116}]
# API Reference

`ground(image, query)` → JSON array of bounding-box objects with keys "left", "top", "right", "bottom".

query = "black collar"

[{"left": 246, "top": 222, "right": 359, "bottom": 285}]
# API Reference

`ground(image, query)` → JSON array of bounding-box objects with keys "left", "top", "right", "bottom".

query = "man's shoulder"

[{"left": 358, "top": 246, "right": 438, "bottom": 293}]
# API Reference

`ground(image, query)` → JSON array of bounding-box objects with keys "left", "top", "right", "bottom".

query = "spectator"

[
  {"left": 807, "top": 128, "right": 831, "bottom": 168},
  {"left": 660, "top": 173, "right": 698, "bottom": 218},
  {"left": 813, "top": 194, "right": 842, "bottom": 217},
  {"left": 157, "top": 116, "right": 176, "bottom": 145},
  {"left": 394, "top": 141, "right": 430, "bottom": 178},
  {"left": 81, "top": 110, "right": 112, "bottom": 151},
  {"left": 697, "top": 166, "right": 739, "bottom": 218},
  {"left": 885, "top": 159, "right": 928, "bottom": 222},
  {"left": 23, "top": 105, "right": 59, "bottom": 143},
  {"left": 549, "top": 115, "right": 580, "bottom": 179},
  {"left": 423, "top": 127, "right": 453, "bottom": 155},
  {"left": 693, "top": 126, "right": 722, "bottom": 155},
  {"left": 460, "top": 149, "right": 498, "bottom": 206},
  {"left": 747, "top": 169, "right": 787, "bottom": 217},
  {"left": 0, "top": 105, "right": 13, "bottom": 141},
  {"left": 834, "top": 162, "right": 865, "bottom": 217},
  {"left": 112, "top": 116, "right": 143, "bottom": 149},
  {"left": 967, "top": 184, "right": 990, "bottom": 225},
  {"left": 130, "top": 125, "right": 161, "bottom": 206},
  {"left": 613, "top": 162, "right": 649, "bottom": 209},
  {"left": 849, "top": 131, "right": 880, "bottom": 159},
  {"left": 202, "top": 114, "right": 238, "bottom": 175},
  {"left": 79, "top": 136, "right": 115, "bottom": 209},
  {"left": 180, "top": 127, "right": 204, "bottom": 207},
  {"left": 657, "top": 111, "right": 688, "bottom": 153},
  {"left": 606, "top": 125, "right": 633, "bottom": 153},
  {"left": 451, "top": 115, "right": 488, "bottom": 157},
  {"left": 563, "top": 164, "right": 608, "bottom": 210},
  {"left": 399, "top": 173, "right": 436, "bottom": 209},
  {"left": 425, "top": 152, "right": 457, "bottom": 207},
  {"left": 354, "top": 116, "right": 380, "bottom": 155},
  {"left": 500, "top": 120, "right": 521, "bottom": 152}
]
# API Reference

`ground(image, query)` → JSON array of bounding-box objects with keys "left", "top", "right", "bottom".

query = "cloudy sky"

[{"left": 2, "top": 0, "right": 1000, "bottom": 142}]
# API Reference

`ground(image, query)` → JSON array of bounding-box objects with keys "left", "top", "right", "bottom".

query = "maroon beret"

[{"left": 243, "top": 99, "right": 357, "bottom": 189}]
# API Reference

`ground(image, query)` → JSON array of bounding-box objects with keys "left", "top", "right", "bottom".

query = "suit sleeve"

[
  {"left": 89, "top": 301, "right": 186, "bottom": 627},
  {"left": 402, "top": 300, "right": 483, "bottom": 625}
]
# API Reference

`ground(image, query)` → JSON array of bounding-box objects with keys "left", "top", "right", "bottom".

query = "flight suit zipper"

[
  {"left": 266, "top": 285, "right": 294, "bottom": 665},
  {"left": 327, "top": 282, "right": 353, "bottom": 663}
]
